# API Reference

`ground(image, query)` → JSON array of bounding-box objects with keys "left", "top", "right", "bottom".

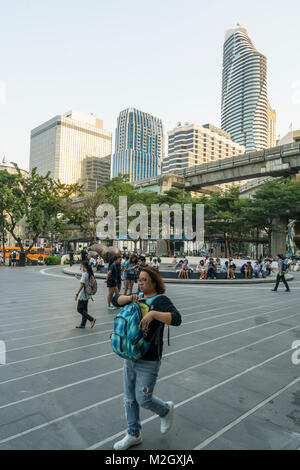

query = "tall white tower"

[{"left": 221, "top": 24, "right": 268, "bottom": 152}]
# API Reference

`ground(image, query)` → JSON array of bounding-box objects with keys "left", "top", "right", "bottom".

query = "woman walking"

[
  {"left": 105, "top": 255, "right": 121, "bottom": 310},
  {"left": 124, "top": 254, "right": 138, "bottom": 296},
  {"left": 112, "top": 267, "right": 182, "bottom": 450},
  {"left": 75, "top": 260, "right": 96, "bottom": 329}
]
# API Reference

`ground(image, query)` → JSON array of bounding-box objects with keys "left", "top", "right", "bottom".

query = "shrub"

[{"left": 44, "top": 256, "right": 61, "bottom": 265}]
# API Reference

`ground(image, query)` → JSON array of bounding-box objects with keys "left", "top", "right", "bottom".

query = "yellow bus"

[{"left": 0, "top": 246, "right": 51, "bottom": 261}]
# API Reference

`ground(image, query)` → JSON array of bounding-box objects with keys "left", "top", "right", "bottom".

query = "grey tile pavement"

[{"left": 0, "top": 266, "right": 299, "bottom": 450}]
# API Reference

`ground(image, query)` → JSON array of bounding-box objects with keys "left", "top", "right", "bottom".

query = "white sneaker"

[
  {"left": 160, "top": 401, "right": 174, "bottom": 434},
  {"left": 113, "top": 433, "right": 142, "bottom": 450}
]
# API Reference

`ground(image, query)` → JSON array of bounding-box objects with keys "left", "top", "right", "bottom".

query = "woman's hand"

[
  {"left": 139, "top": 311, "right": 154, "bottom": 330},
  {"left": 131, "top": 294, "right": 140, "bottom": 302}
]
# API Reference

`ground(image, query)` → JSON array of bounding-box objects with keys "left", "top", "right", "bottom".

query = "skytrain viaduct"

[{"left": 134, "top": 142, "right": 300, "bottom": 256}]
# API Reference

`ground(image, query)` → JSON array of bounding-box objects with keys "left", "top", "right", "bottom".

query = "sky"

[{"left": 1, "top": 0, "right": 300, "bottom": 171}]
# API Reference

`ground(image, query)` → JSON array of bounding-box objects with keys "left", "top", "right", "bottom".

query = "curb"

[{"left": 62, "top": 267, "right": 294, "bottom": 285}]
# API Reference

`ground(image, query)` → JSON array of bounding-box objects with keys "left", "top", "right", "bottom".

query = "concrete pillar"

[{"left": 271, "top": 216, "right": 288, "bottom": 257}]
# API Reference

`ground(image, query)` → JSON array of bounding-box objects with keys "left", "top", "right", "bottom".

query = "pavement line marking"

[
  {"left": 167, "top": 311, "right": 300, "bottom": 358},
  {"left": 1, "top": 299, "right": 228, "bottom": 338},
  {"left": 0, "top": 301, "right": 269, "bottom": 342},
  {"left": 6, "top": 339, "right": 111, "bottom": 366},
  {"left": 0, "top": 310, "right": 299, "bottom": 409},
  {"left": 0, "top": 323, "right": 299, "bottom": 446},
  {"left": 0, "top": 316, "right": 114, "bottom": 335},
  {"left": 193, "top": 376, "right": 300, "bottom": 450},
  {"left": 5, "top": 296, "right": 297, "bottom": 355},
  {"left": 86, "top": 346, "right": 295, "bottom": 450},
  {"left": 0, "top": 299, "right": 258, "bottom": 338},
  {"left": 2, "top": 310, "right": 300, "bottom": 388},
  {"left": 40, "top": 267, "right": 77, "bottom": 280},
  {"left": 4, "top": 304, "right": 298, "bottom": 374}
]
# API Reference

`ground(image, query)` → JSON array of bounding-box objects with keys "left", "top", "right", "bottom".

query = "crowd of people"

[{"left": 171, "top": 255, "right": 278, "bottom": 280}]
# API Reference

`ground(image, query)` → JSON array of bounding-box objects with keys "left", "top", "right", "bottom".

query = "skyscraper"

[
  {"left": 221, "top": 24, "right": 268, "bottom": 153},
  {"left": 112, "top": 108, "right": 164, "bottom": 182},
  {"left": 163, "top": 123, "right": 245, "bottom": 174},
  {"left": 30, "top": 110, "right": 112, "bottom": 185}
]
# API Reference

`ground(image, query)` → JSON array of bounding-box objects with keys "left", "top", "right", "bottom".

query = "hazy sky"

[{"left": 1, "top": 0, "right": 300, "bottom": 171}]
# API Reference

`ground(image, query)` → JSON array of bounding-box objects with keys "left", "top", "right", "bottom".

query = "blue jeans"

[{"left": 123, "top": 359, "right": 170, "bottom": 436}]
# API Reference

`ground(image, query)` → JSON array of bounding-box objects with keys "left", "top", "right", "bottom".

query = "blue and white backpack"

[{"left": 110, "top": 294, "right": 162, "bottom": 361}]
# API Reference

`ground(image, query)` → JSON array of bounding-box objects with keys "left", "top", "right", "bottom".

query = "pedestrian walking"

[
  {"left": 124, "top": 254, "right": 138, "bottom": 295},
  {"left": 81, "top": 246, "right": 89, "bottom": 262},
  {"left": 75, "top": 260, "right": 96, "bottom": 328},
  {"left": 105, "top": 255, "right": 121, "bottom": 310},
  {"left": 111, "top": 266, "right": 181, "bottom": 450},
  {"left": 271, "top": 254, "right": 290, "bottom": 292},
  {"left": 11, "top": 250, "right": 17, "bottom": 268},
  {"left": 69, "top": 249, "right": 74, "bottom": 267}
]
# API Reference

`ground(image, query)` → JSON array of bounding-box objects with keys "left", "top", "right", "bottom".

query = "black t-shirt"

[
  {"left": 112, "top": 293, "right": 181, "bottom": 361},
  {"left": 109, "top": 263, "right": 121, "bottom": 282},
  {"left": 81, "top": 250, "right": 88, "bottom": 261}
]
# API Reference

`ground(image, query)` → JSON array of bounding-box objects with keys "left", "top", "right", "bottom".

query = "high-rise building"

[
  {"left": 163, "top": 123, "right": 245, "bottom": 174},
  {"left": 221, "top": 24, "right": 268, "bottom": 152},
  {"left": 267, "top": 102, "right": 277, "bottom": 148},
  {"left": 29, "top": 110, "right": 112, "bottom": 185},
  {"left": 112, "top": 108, "right": 164, "bottom": 182},
  {"left": 81, "top": 154, "right": 111, "bottom": 192}
]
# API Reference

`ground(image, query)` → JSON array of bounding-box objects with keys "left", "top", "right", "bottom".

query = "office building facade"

[
  {"left": 29, "top": 110, "right": 112, "bottom": 185},
  {"left": 81, "top": 154, "right": 111, "bottom": 192},
  {"left": 221, "top": 24, "right": 268, "bottom": 152},
  {"left": 163, "top": 123, "right": 245, "bottom": 174},
  {"left": 112, "top": 108, "right": 164, "bottom": 182}
]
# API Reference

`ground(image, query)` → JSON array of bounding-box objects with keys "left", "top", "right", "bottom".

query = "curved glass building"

[{"left": 221, "top": 25, "right": 268, "bottom": 152}]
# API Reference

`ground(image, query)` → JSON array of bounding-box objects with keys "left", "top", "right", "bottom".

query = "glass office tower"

[
  {"left": 30, "top": 110, "right": 112, "bottom": 185},
  {"left": 112, "top": 108, "right": 164, "bottom": 182}
]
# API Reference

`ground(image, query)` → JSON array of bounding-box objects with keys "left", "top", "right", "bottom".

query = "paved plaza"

[{"left": 0, "top": 266, "right": 300, "bottom": 450}]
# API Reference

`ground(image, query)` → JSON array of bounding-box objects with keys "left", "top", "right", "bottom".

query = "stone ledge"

[{"left": 63, "top": 267, "right": 294, "bottom": 285}]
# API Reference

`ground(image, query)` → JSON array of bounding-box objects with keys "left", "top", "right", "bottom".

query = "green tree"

[
  {"left": 3, "top": 165, "right": 81, "bottom": 253},
  {"left": 0, "top": 170, "right": 19, "bottom": 263},
  {"left": 245, "top": 178, "right": 300, "bottom": 256}
]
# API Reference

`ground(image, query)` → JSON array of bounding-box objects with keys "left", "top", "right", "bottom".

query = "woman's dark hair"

[
  {"left": 81, "top": 260, "right": 94, "bottom": 279},
  {"left": 140, "top": 267, "right": 165, "bottom": 294},
  {"left": 130, "top": 254, "right": 138, "bottom": 264}
]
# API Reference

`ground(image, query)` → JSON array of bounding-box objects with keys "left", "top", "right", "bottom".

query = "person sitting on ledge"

[
  {"left": 221, "top": 261, "right": 228, "bottom": 274},
  {"left": 207, "top": 261, "right": 217, "bottom": 280},
  {"left": 175, "top": 260, "right": 183, "bottom": 278},
  {"left": 197, "top": 260, "right": 207, "bottom": 279},
  {"left": 181, "top": 259, "right": 191, "bottom": 279},
  {"left": 240, "top": 262, "right": 247, "bottom": 278},
  {"left": 245, "top": 261, "right": 253, "bottom": 279}
]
